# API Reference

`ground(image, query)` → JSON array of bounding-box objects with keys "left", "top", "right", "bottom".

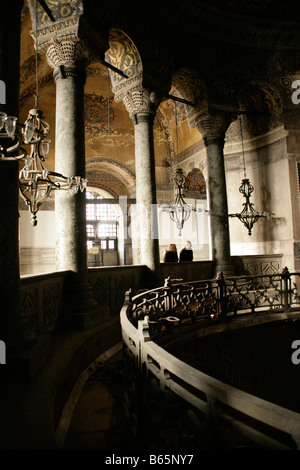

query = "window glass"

[
  {"left": 86, "top": 224, "right": 95, "bottom": 237},
  {"left": 86, "top": 192, "right": 118, "bottom": 251}
]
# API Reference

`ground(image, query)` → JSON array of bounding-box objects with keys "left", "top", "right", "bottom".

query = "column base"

[
  {"left": 215, "top": 263, "right": 235, "bottom": 277},
  {"left": 138, "top": 266, "right": 163, "bottom": 290},
  {"left": 62, "top": 308, "right": 101, "bottom": 330},
  {"left": 61, "top": 273, "right": 101, "bottom": 330}
]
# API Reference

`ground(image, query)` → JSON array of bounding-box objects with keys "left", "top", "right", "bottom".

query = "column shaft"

[
  {"left": 134, "top": 113, "right": 160, "bottom": 273},
  {"left": 112, "top": 77, "right": 161, "bottom": 280},
  {"left": 54, "top": 66, "right": 100, "bottom": 328},
  {"left": 188, "top": 106, "right": 234, "bottom": 276},
  {"left": 54, "top": 67, "right": 87, "bottom": 276},
  {"left": 205, "top": 137, "right": 232, "bottom": 274}
]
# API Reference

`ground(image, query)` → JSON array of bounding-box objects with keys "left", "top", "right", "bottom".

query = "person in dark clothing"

[
  {"left": 163, "top": 243, "right": 178, "bottom": 262},
  {"left": 179, "top": 240, "right": 193, "bottom": 262}
]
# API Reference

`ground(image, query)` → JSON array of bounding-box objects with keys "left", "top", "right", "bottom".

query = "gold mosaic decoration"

[
  {"left": 26, "top": 0, "right": 83, "bottom": 27},
  {"left": 184, "top": 168, "right": 207, "bottom": 198},
  {"left": 105, "top": 29, "right": 142, "bottom": 88},
  {"left": 227, "top": 83, "right": 283, "bottom": 141}
]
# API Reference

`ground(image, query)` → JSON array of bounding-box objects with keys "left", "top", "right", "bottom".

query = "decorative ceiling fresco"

[
  {"left": 171, "top": 69, "right": 207, "bottom": 109},
  {"left": 239, "top": 84, "right": 283, "bottom": 138},
  {"left": 86, "top": 173, "right": 129, "bottom": 198},
  {"left": 226, "top": 83, "right": 283, "bottom": 141},
  {"left": 27, "top": 0, "right": 83, "bottom": 27},
  {"left": 105, "top": 28, "right": 143, "bottom": 89},
  {"left": 85, "top": 156, "right": 136, "bottom": 198},
  {"left": 184, "top": 168, "right": 207, "bottom": 199},
  {"left": 84, "top": 93, "right": 115, "bottom": 136}
]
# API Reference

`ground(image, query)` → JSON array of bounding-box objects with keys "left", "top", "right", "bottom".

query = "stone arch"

[
  {"left": 171, "top": 68, "right": 207, "bottom": 113},
  {"left": 160, "top": 68, "right": 207, "bottom": 164},
  {"left": 87, "top": 186, "right": 115, "bottom": 198},
  {"left": 184, "top": 168, "right": 207, "bottom": 199},
  {"left": 105, "top": 28, "right": 142, "bottom": 90},
  {"left": 235, "top": 82, "right": 283, "bottom": 140},
  {"left": 155, "top": 107, "right": 176, "bottom": 161},
  {"left": 86, "top": 187, "right": 122, "bottom": 219},
  {"left": 86, "top": 156, "right": 136, "bottom": 197}
]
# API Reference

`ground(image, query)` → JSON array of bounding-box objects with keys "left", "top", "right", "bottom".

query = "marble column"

[
  {"left": 133, "top": 112, "right": 160, "bottom": 272},
  {"left": 189, "top": 104, "right": 234, "bottom": 275},
  {"left": 43, "top": 39, "right": 100, "bottom": 329},
  {"left": 114, "top": 76, "right": 161, "bottom": 278},
  {"left": 53, "top": 62, "right": 87, "bottom": 275}
]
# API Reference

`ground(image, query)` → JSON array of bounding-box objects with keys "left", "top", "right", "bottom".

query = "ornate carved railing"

[
  {"left": 120, "top": 269, "right": 300, "bottom": 449},
  {"left": 127, "top": 268, "right": 300, "bottom": 334}
]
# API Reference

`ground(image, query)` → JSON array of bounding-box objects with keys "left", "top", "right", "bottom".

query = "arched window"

[{"left": 86, "top": 191, "right": 118, "bottom": 251}]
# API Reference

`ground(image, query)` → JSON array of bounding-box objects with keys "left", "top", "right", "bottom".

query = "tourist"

[
  {"left": 179, "top": 240, "right": 193, "bottom": 262},
  {"left": 163, "top": 243, "right": 179, "bottom": 262}
]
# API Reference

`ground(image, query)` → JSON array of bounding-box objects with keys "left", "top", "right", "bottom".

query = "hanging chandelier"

[
  {"left": 229, "top": 116, "right": 274, "bottom": 235},
  {"left": 166, "top": 168, "right": 192, "bottom": 236},
  {"left": 0, "top": 108, "right": 87, "bottom": 226},
  {"left": 163, "top": 102, "right": 191, "bottom": 236},
  {"left": 229, "top": 177, "right": 266, "bottom": 235},
  {"left": 162, "top": 101, "right": 209, "bottom": 236},
  {"left": 0, "top": 1, "right": 87, "bottom": 226},
  {"left": 162, "top": 167, "right": 208, "bottom": 236}
]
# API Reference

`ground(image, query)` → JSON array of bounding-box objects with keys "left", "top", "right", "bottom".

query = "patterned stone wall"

[{"left": 21, "top": 271, "right": 67, "bottom": 334}]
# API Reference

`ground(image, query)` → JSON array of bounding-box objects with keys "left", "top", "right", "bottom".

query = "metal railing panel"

[{"left": 120, "top": 269, "right": 300, "bottom": 449}]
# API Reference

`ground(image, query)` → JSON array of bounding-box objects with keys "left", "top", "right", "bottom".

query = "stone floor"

[
  {"left": 63, "top": 352, "right": 138, "bottom": 451},
  {"left": 61, "top": 350, "right": 221, "bottom": 452},
  {"left": 60, "top": 341, "right": 267, "bottom": 452},
  {"left": 61, "top": 349, "right": 205, "bottom": 452}
]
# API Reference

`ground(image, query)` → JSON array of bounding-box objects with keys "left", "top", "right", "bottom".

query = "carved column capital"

[
  {"left": 46, "top": 40, "right": 90, "bottom": 70},
  {"left": 31, "top": 15, "right": 91, "bottom": 74},
  {"left": 113, "top": 72, "right": 161, "bottom": 120},
  {"left": 188, "top": 100, "right": 233, "bottom": 144},
  {"left": 31, "top": 15, "right": 80, "bottom": 52}
]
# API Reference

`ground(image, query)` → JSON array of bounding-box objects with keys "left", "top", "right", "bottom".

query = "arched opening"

[
  {"left": 239, "top": 82, "right": 283, "bottom": 139},
  {"left": 182, "top": 168, "right": 209, "bottom": 259},
  {"left": 105, "top": 28, "right": 143, "bottom": 89},
  {"left": 226, "top": 82, "right": 286, "bottom": 254},
  {"left": 86, "top": 188, "right": 120, "bottom": 267},
  {"left": 85, "top": 184, "right": 134, "bottom": 267}
]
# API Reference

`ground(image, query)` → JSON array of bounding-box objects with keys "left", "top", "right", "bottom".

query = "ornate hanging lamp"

[
  {"left": 168, "top": 168, "right": 192, "bottom": 236},
  {"left": 162, "top": 102, "right": 191, "bottom": 236},
  {"left": 162, "top": 101, "right": 208, "bottom": 236},
  {"left": 229, "top": 116, "right": 274, "bottom": 235},
  {"left": 0, "top": 1, "right": 87, "bottom": 226}
]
